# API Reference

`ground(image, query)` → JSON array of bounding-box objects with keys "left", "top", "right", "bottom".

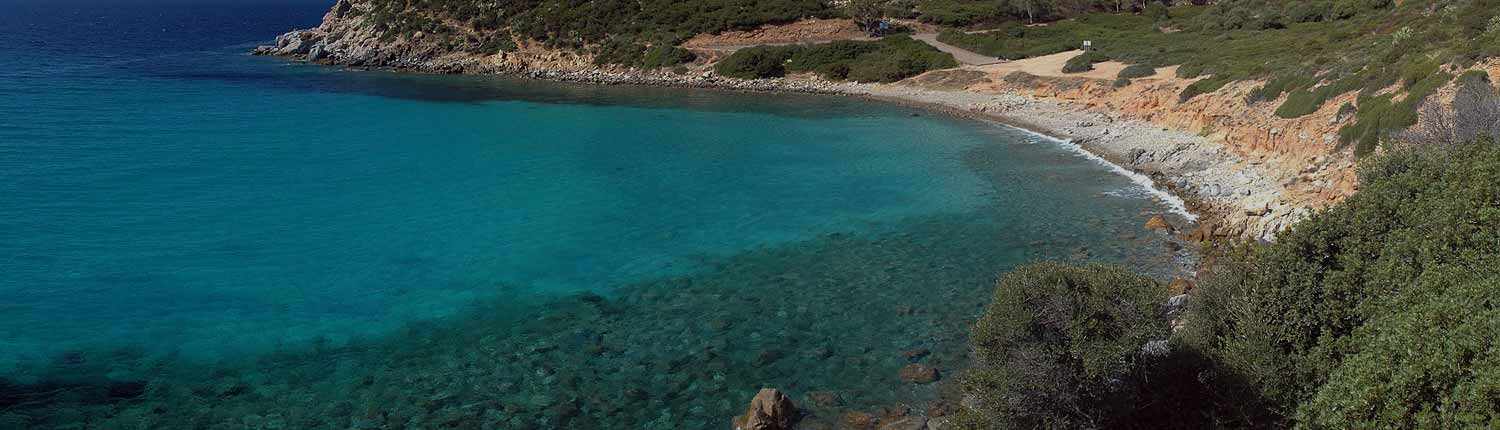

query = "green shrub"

[
  {"left": 1179, "top": 76, "right": 1230, "bottom": 102},
  {"left": 1062, "top": 52, "right": 1099, "bottom": 73},
  {"left": 1175, "top": 62, "right": 1206, "bottom": 79},
  {"left": 1329, "top": 0, "right": 1391, "bottom": 20},
  {"left": 1274, "top": 88, "right": 1328, "bottom": 118},
  {"left": 1184, "top": 139, "right": 1500, "bottom": 427},
  {"left": 593, "top": 40, "right": 647, "bottom": 66},
  {"left": 1145, "top": 3, "right": 1171, "bottom": 21},
  {"left": 1117, "top": 64, "right": 1156, "bottom": 80},
  {"left": 1248, "top": 75, "right": 1310, "bottom": 105},
  {"left": 1286, "top": 0, "right": 1330, "bottom": 23},
  {"left": 1338, "top": 71, "right": 1451, "bottom": 155},
  {"left": 714, "top": 45, "right": 801, "bottom": 79},
  {"left": 477, "top": 31, "right": 518, "bottom": 54},
  {"left": 958, "top": 262, "right": 1169, "bottom": 430},
  {"left": 641, "top": 45, "right": 697, "bottom": 68},
  {"left": 718, "top": 36, "right": 956, "bottom": 82}
]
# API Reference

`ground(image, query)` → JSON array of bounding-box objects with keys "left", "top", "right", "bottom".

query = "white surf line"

[{"left": 1004, "top": 124, "right": 1199, "bottom": 222}]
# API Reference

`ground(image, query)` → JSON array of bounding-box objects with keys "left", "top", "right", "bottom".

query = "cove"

[{"left": 0, "top": 4, "right": 1190, "bottom": 427}]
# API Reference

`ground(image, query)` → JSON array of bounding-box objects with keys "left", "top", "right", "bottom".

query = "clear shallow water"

[{"left": 0, "top": 2, "right": 1192, "bottom": 428}]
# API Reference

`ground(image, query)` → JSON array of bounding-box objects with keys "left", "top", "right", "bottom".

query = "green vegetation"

[
  {"left": 1062, "top": 51, "right": 1101, "bottom": 73},
  {"left": 914, "top": 0, "right": 1156, "bottom": 27},
  {"left": 956, "top": 263, "right": 1168, "bottom": 429},
  {"left": 1117, "top": 63, "right": 1155, "bottom": 80},
  {"left": 363, "top": 0, "right": 831, "bottom": 67},
  {"left": 1186, "top": 137, "right": 1500, "bottom": 428},
  {"left": 715, "top": 36, "right": 957, "bottom": 82},
  {"left": 960, "top": 122, "right": 1500, "bottom": 429},
  {"left": 934, "top": 0, "right": 1500, "bottom": 154}
]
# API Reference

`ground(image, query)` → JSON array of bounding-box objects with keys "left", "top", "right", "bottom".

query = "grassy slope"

[{"left": 938, "top": 0, "right": 1500, "bottom": 156}]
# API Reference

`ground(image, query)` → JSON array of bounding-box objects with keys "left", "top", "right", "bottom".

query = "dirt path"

[{"left": 911, "top": 33, "right": 1003, "bottom": 66}]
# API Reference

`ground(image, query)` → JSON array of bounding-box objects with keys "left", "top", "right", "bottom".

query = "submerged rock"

[
  {"left": 733, "top": 388, "right": 798, "bottom": 430},
  {"left": 806, "top": 391, "right": 843, "bottom": 409},
  {"left": 878, "top": 415, "right": 929, "bottom": 430},
  {"left": 898, "top": 364, "right": 940, "bottom": 384},
  {"left": 900, "top": 348, "right": 930, "bottom": 363},
  {"left": 841, "top": 411, "right": 878, "bottom": 430}
]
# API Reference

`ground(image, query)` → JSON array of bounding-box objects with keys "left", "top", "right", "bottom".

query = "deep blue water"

[{"left": 0, "top": 2, "right": 1192, "bottom": 428}]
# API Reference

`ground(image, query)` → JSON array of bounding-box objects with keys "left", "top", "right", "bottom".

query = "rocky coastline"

[
  {"left": 253, "top": 0, "right": 1361, "bottom": 244},
  {"left": 247, "top": 5, "right": 1284, "bottom": 429},
  {"left": 255, "top": 34, "right": 1280, "bottom": 242}
]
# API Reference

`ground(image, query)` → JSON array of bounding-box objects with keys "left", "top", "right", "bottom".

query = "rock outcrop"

[{"left": 734, "top": 388, "right": 799, "bottom": 430}]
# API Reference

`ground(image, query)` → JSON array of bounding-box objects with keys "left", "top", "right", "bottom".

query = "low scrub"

[
  {"left": 1184, "top": 138, "right": 1500, "bottom": 427},
  {"left": 1062, "top": 52, "right": 1102, "bottom": 73},
  {"left": 932, "top": 2, "right": 1500, "bottom": 155},
  {"left": 715, "top": 36, "right": 956, "bottom": 82},
  {"left": 959, "top": 137, "right": 1500, "bottom": 429},
  {"left": 1116, "top": 63, "right": 1155, "bottom": 80},
  {"left": 955, "top": 263, "right": 1168, "bottom": 430}
]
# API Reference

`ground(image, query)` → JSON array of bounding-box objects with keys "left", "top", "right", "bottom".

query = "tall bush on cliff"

[
  {"left": 1182, "top": 137, "right": 1500, "bottom": 428},
  {"left": 953, "top": 263, "right": 1168, "bottom": 430}
]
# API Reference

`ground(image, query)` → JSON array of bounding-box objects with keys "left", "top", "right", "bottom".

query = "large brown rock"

[
  {"left": 734, "top": 388, "right": 799, "bottom": 430},
  {"left": 898, "top": 364, "right": 941, "bottom": 384},
  {"left": 1144, "top": 215, "right": 1173, "bottom": 232}
]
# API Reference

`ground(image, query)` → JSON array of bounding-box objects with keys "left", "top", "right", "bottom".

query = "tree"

[
  {"left": 846, "top": 0, "right": 884, "bottom": 32},
  {"left": 1006, "top": 0, "right": 1048, "bottom": 23}
]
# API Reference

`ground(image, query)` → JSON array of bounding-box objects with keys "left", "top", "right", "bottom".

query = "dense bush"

[
  {"left": 1062, "top": 52, "right": 1100, "bottom": 73},
  {"left": 366, "top": 0, "right": 831, "bottom": 58},
  {"left": 715, "top": 36, "right": 956, "bottom": 82},
  {"left": 955, "top": 263, "right": 1168, "bottom": 430},
  {"left": 1117, "top": 63, "right": 1156, "bottom": 79},
  {"left": 1179, "top": 76, "right": 1230, "bottom": 102},
  {"left": 1182, "top": 138, "right": 1500, "bottom": 427},
  {"left": 641, "top": 45, "right": 697, "bottom": 68},
  {"left": 713, "top": 45, "right": 800, "bottom": 79}
]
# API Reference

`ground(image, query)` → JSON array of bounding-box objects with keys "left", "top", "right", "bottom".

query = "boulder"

[
  {"left": 898, "top": 364, "right": 940, "bottom": 384},
  {"left": 307, "top": 44, "right": 328, "bottom": 61},
  {"left": 734, "top": 389, "right": 798, "bottom": 430},
  {"left": 1144, "top": 215, "right": 1173, "bottom": 232}
]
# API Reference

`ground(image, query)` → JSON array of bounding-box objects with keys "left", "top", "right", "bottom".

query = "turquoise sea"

[{"left": 0, "top": 2, "right": 1192, "bottom": 428}]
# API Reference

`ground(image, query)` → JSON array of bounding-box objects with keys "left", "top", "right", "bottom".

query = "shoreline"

[{"left": 271, "top": 55, "right": 1226, "bottom": 232}]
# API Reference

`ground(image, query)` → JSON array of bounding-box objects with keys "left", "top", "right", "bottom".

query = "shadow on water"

[
  {"left": 134, "top": 50, "right": 887, "bottom": 120},
  {"left": 1, "top": 144, "right": 1190, "bottom": 429}
]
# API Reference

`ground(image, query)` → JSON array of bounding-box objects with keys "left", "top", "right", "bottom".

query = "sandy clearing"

[{"left": 970, "top": 50, "right": 1165, "bottom": 81}]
